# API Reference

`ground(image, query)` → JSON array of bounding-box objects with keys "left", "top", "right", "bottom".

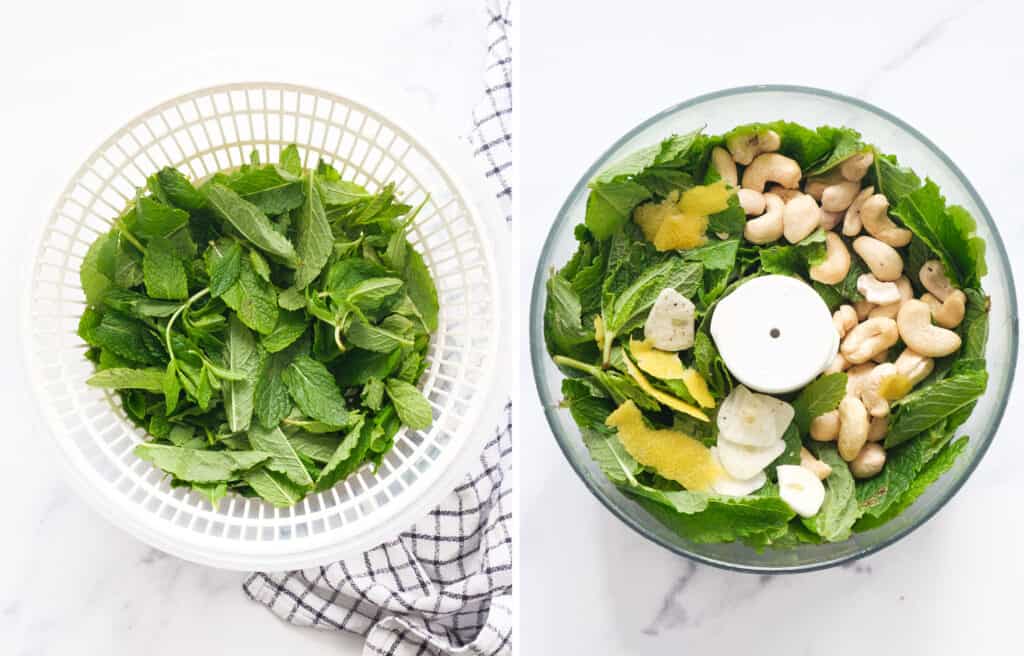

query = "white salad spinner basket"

[{"left": 23, "top": 82, "right": 510, "bottom": 570}]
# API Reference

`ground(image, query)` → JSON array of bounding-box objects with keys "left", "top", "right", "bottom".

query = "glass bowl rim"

[{"left": 528, "top": 83, "right": 1019, "bottom": 574}]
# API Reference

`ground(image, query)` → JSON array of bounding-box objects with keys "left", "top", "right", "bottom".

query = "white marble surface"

[
  {"left": 0, "top": 2, "right": 489, "bottom": 654},
  {"left": 520, "top": 1, "right": 1024, "bottom": 654}
]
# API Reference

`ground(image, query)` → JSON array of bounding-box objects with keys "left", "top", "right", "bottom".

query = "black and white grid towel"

[{"left": 244, "top": 2, "right": 513, "bottom": 654}]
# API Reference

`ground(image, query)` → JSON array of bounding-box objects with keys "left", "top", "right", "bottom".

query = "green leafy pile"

[
  {"left": 79, "top": 145, "right": 438, "bottom": 508},
  {"left": 544, "top": 123, "right": 990, "bottom": 548}
]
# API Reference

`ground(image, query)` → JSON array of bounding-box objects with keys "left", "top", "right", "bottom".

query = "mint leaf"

[
  {"left": 254, "top": 346, "right": 298, "bottom": 429},
  {"left": 385, "top": 379, "right": 432, "bottom": 429},
  {"left": 402, "top": 249, "right": 440, "bottom": 332},
  {"left": 360, "top": 377, "right": 385, "bottom": 412},
  {"left": 134, "top": 444, "right": 269, "bottom": 483},
  {"left": 218, "top": 166, "right": 305, "bottom": 215},
  {"left": 260, "top": 310, "right": 307, "bottom": 353},
  {"left": 91, "top": 311, "right": 164, "bottom": 364},
  {"left": 802, "top": 446, "right": 859, "bottom": 542},
  {"left": 223, "top": 316, "right": 263, "bottom": 432},
  {"left": 206, "top": 239, "right": 242, "bottom": 298},
  {"left": 86, "top": 367, "right": 165, "bottom": 392},
  {"left": 203, "top": 183, "right": 298, "bottom": 265},
  {"left": 134, "top": 197, "right": 188, "bottom": 239},
  {"left": 222, "top": 257, "right": 278, "bottom": 335},
  {"left": 872, "top": 151, "right": 921, "bottom": 204},
  {"left": 791, "top": 373, "right": 848, "bottom": 433},
  {"left": 292, "top": 174, "right": 333, "bottom": 289},
  {"left": 316, "top": 416, "right": 371, "bottom": 490},
  {"left": 857, "top": 420, "right": 954, "bottom": 519},
  {"left": 80, "top": 232, "right": 117, "bottom": 305},
  {"left": 289, "top": 431, "right": 343, "bottom": 463},
  {"left": 279, "top": 144, "right": 302, "bottom": 177},
  {"left": 243, "top": 467, "right": 307, "bottom": 507},
  {"left": 154, "top": 168, "right": 205, "bottom": 211},
  {"left": 143, "top": 237, "right": 189, "bottom": 300},
  {"left": 282, "top": 355, "right": 348, "bottom": 427},
  {"left": 585, "top": 180, "right": 651, "bottom": 241},
  {"left": 246, "top": 424, "right": 314, "bottom": 488},
  {"left": 886, "top": 369, "right": 987, "bottom": 448}
]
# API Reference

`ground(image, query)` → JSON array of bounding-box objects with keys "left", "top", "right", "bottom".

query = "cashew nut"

[
  {"left": 854, "top": 299, "right": 875, "bottom": 320},
  {"left": 868, "top": 416, "right": 888, "bottom": 442},
  {"left": 710, "top": 146, "right": 738, "bottom": 187},
  {"left": 823, "top": 352, "right": 851, "bottom": 375},
  {"left": 726, "top": 129, "right": 781, "bottom": 166},
  {"left": 850, "top": 443, "right": 886, "bottom": 479},
  {"left": 742, "top": 153, "right": 802, "bottom": 192},
  {"left": 842, "top": 186, "right": 874, "bottom": 237},
  {"left": 737, "top": 188, "right": 766, "bottom": 216},
  {"left": 743, "top": 193, "right": 785, "bottom": 244},
  {"left": 919, "top": 260, "right": 955, "bottom": 301},
  {"left": 782, "top": 195, "right": 821, "bottom": 243},
  {"left": 860, "top": 194, "right": 912, "bottom": 247},
  {"left": 840, "top": 151, "right": 874, "bottom": 182},
  {"left": 821, "top": 180, "right": 861, "bottom": 212},
  {"left": 804, "top": 171, "right": 844, "bottom": 201},
  {"left": 857, "top": 273, "right": 902, "bottom": 305},
  {"left": 871, "top": 349, "right": 890, "bottom": 364},
  {"left": 894, "top": 348, "right": 934, "bottom": 386},
  {"left": 765, "top": 184, "right": 804, "bottom": 203},
  {"left": 800, "top": 447, "right": 832, "bottom": 480},
  {"left": 810, "top": 232, "right": 852, "bottom": 285},
  {"left": 868, "top": 276, "right": 913, "bottom": 319},
  {"left": 845, "top": 363, "right": 876, "bottom": 397},
  {"left": 922, "top": 290, "right": 967, "bottom": 329},
  {"left": 838, "top": 396, "right": 870, "bottom": 462},
  {"left": 832, "top": 305, "right": 858, "bottom": 339},
  {"left": 853, "top": 236, "right": 904, "bottom": 282},
  {"left": 810, "top": 410, "right": 840, "bottom": 442},
  {"left": 820, "top": 210, "right": 842, "bottom": 231},
  {"left": 841, "top": 317, "right": 900, "bottom": 364},
  {"left": 896, "top": 299, "right": 962, "bottom": 358},
  {"left": 860, "top": 362, "right": 899, "bottom": 418}
]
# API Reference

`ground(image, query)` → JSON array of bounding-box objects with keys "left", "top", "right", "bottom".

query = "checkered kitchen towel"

[{"left": 243, "top": 2, "right": 514, "bottom": 655}]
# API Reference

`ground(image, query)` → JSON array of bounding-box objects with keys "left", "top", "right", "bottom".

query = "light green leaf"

[
  {"left": 385, "top": 378, "right": 432, "bottom": 429},
  {"left": 86, "top": 367, "right": 165, "bottom": 392},
  {"left": 223, "top": 316, "right": 263, "bottom": 432},
  {"left": 292, "top": 174, "right": 333, "bottom": 289},
  {"left": 203, "top": 183, "right": 298, "bottom": 265},
  {"left": 247, "top": 424, "right": 314, "bottom": 488},
  {"left": 282, "top": 355, "right": 349, "bottom": 427}
]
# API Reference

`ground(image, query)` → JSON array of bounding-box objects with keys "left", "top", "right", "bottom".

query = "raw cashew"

[
  {"left": 894, "top": 348, "right": 934, "bottom": 386},
  {"left": 871, "top": 349, "right": 890, "bottom": 364},
  {"left": 853, "top": 236, "right": 904, "bottom": 282},
  {"left": 842, "top": 186, "right": 874, "bottom": 237},
  {"left": 810, "top": 232, "right": 852, "bottom": 284},
  {"left": 765, "top": 185, "right": 804, "bottom": 202},
  {"left": 845, "top": 363, "right": 876, "bottom": 398},
  {"left": 820, "top": 210, "right": 843, "bottom": 231},
  {"left": 868, "top": 416, "right": 888, "bottom": 442},
  {"left": 857, "top": 273, "right": 901, "bottom": 305},
  {"left": 838, "top": 396, "right": 870, "bottom": 462},
  {"left": 726, "top": 129, "right": 781, "bottom": 165},
  {"left": 782, "top": 195, "right": 821, "bottom": 243},
  {"left": 841, "top": 317, "right": 899, "bottom": 364},
  {"left": 922, "top": 290, "right": 967, "bottom": 329},
  {"left": 711, "top": 146, "right": 738, "bottom": 187},
  {"left": 868, "top": 276, "right": 913, "bottom": 319},
  {"left": 854, "top": 300, "right": 875, "bottom": 320},
  {"left": 823, "top": 352, "right": 851, "bottom": 375},
  {"left": 804, "top": 171, "right": 844, "bottom": 201},
  {"left": 810, "top": 410, "right": 840, "bottom": 442},
  {"left": 800, "top": 447, "right": 832, "bottom": 480},
  {"left": 860, "top": 194, "right": 912, "bottom": 247},
  {"left": 896, "top": 299, "right": 962, "bottom": 358},
  {"left": 821, "top": 180, "right": 861, "bottom": 212},
  {"left": 860, "top": 362, "right": 899, "bottom": 418},
  {"left": 850, "top": 443, "right": 886, "bottom": 479},
  {"left": 832, "top": 305, "right": 858, "bottom": 339},
  {"left": 744, "top": 193, "right": 785, "bottom": 244},
  {"left": 840, "top": 151, "right": 874, "bottom": 182},
  {"left": 742, "top": 153, "right": 802, "bottom": 192},
  {"left": 919, "top": 260, "right": 955, "bottom": 301},
  {"left": 737, "top": 188, "right": 766, "bottom": 216}
]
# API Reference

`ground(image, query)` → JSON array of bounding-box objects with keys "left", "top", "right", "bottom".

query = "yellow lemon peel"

[
  {"left": 623, "top": 354, "right": 709, "bottom": 422},
  {"left": 681, "top": 369, "right": 716, "bottom": 409},
  {"left": 606, "top": 400, "right": 721, "bottom": 491},
  {"left": 879, "top": 372, "right": 912, "bottom": 401},
  {"left": 678, "top": 179, "right": 731, "bottom": 215},
  {"left": 629, "top": 338, "right": 685, "bottom": 380}
]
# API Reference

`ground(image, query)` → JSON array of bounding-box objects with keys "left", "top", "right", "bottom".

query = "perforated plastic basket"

[{"left": 23, "top": 82, "right": 509, "bottom": 570}]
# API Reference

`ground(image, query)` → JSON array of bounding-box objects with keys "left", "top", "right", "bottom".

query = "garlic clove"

[
  {"left": 710, "top": 448, "right": 767, "bottom": 497},
  {"left": 716, "top": 385, "right": 794, "bottom": 447},
  {"left": 777, "top": 465, "right": 827, "bottom": 518},
  {"left": 643, "top": 288, "right": 695, "bottom": 351},
  {"left": 716, "top": 435, "right": 786, "bottom": 481}
]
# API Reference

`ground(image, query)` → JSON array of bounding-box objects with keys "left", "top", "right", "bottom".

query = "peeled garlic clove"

[
  {"left": 643, "top": 288, "right": 695, "bottom": 351},
  {"left": 716, "top": 385, "right": 794, "bottom": 447},
  {"left": 716, "top": 436, "right": 786, "bottom": 481},
  {"left": 710, "top": 448, "right": 767, "bottom": 497},
  {"left": 777, "top": 465, "right": 827, "bottom": 518}
]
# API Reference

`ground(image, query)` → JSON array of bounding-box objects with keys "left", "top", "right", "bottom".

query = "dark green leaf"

[
  {"left": 203, "top": 183, "right": 298, "bottom": 265},
  {"left": 282, "top": 355, "right": 348, "bottom": 426}
]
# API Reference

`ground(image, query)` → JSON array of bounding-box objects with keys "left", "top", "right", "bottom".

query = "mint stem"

[
  {"left": 164, "top": 287, "right": 210, "bottom": 362},
  {"left": 553, "top": 355, "right": 601, "bottom": 377}
]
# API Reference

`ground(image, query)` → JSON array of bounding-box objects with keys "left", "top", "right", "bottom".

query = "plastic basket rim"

[{"left": 21, "top": 80, "right": 511, "bottom": 570}]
